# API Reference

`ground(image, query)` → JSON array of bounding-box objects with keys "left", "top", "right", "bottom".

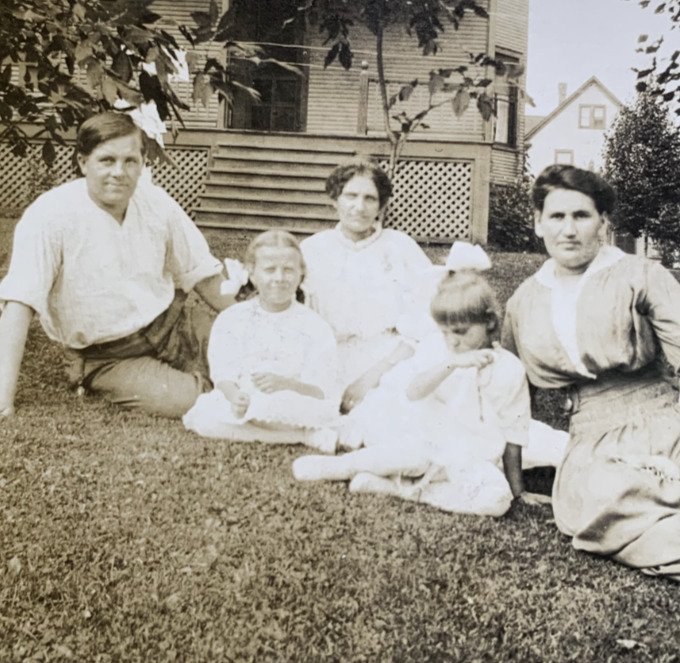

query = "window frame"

[
  {"left": 578, "top": 104, "right": 606, "bottom": 129},
  {"left": 554, "top": 149, "right": 575, "bottom": 165}
]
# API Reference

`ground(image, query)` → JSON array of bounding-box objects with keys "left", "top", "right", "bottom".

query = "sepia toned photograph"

[{"left": 1, "top": 0, "right": 679, "bottom": 660}]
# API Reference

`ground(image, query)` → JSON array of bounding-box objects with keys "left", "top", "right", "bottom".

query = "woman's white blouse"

[{"left": 300, "top": 225, "right": 433, "bottom": 342}]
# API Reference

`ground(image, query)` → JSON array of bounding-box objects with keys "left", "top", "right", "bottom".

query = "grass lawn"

[{"left": 2, "top": 225, "right": 679, "bottom": 661}]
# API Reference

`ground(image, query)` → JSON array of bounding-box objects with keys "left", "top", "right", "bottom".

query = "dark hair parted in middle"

[
  {"left": 325, "top": 158, "right": 393, "bottom": 209},
  {"left": 76, "top": 111, "right": 146, "bottom": 157},
  {"left": 430, "top": 271, "right": 500, "bottom": 334},
  {"left": 532, "top": 164, "right": 616, "bottom": 215}
]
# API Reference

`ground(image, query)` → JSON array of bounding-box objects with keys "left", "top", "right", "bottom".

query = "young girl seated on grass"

[
  {"left": 183, "top": 230, "right": 339, "bottom": 451},
  {"left": 294, "top": 245, "right": 554, "bottom": 516}
]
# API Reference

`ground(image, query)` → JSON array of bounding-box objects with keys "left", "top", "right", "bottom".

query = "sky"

[{"left": 526, "top": 0, "right": 676, "bottom": 116}]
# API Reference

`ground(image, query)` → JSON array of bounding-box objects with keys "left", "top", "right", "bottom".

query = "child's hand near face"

[{"left": 446, "top": 348, "right": 496, "bottom": 370}]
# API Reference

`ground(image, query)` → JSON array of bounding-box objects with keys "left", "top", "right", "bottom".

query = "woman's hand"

[
  {"left": 229, "top": 391, "right": 250, "bottom": 418},
  {"left": 252, "top": 372, "right": 291, "bottom": 394}
]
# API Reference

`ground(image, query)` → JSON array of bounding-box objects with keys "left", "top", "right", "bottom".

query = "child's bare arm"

[
  {"left": 502, "top": 443, "right": 524, "bottom": 498},
  {"left": 406, "top": 349, "right": 496, "bottom": 401},
  {"left": 251, "top": 373, "right": 324, "bottom": 399},
  {"left": 503, "top": 442, "right": 552, "bottom": 506}
]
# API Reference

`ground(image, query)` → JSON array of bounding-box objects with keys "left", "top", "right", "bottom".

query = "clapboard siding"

[
  {"left": 494, "top": 0, "right": 528, "bottom": 55},
  {"left": 305, "top": 4, "right": 491, "bottom": 139},
  {"left": 491, "top": 146, "right": 521, "bottom": 183}
]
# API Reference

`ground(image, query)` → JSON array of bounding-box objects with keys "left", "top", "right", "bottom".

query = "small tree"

[
  {"left": 303, "top": 0, "right": 523, "bottom": 178},
  {"left": 602, "top": 90, "right": 680, "bottom": 264}
]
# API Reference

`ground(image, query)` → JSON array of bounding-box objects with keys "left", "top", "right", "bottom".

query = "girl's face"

[
  {"left": 534, "top": 188, "right": 606, "bottom": 275},
  {"left": 334, "top": 174, "right": 382, "bottom": 242},
  {"left": 440, "top": 322, "right": 490, "bottom": 354},
  {"left": 249, "top": 245, "right": 303, "bottom": 312}
]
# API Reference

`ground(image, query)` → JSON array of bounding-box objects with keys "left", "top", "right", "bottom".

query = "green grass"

[{"left": 2, "top": 226, "right": 679, "bottom": 661}]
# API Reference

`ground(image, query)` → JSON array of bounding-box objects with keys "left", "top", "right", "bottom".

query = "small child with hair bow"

[{"left": 293, "top": 242, "right": 565, "bottom": 516}]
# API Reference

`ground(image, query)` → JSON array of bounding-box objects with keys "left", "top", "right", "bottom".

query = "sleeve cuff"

[{"left": 176, "top": 257, "right": 223, "bottom": 293}]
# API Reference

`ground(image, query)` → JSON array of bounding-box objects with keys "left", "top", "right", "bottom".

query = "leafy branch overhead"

[
  {"left": 632, "top": 0, "right": 680, "bottom": 114},
  {"left": 0, "top": 0, "right": 264, "bottom": 166},
  {"left": 0, "top": 0, "right": 194, "bottom": 164}
]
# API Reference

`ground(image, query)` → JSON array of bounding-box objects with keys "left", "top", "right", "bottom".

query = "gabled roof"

[{"left": 525, "top": 76, "right": 623, "bottom": 140}]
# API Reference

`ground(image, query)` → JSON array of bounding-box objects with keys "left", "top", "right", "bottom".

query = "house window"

[
  {"left": 555, "top": 149, "right": 574, "bottom": 165},
  {"left": 493, "top": 53, "right": 520, "bottom": 147},
  {"left": 579, "top": 105, "right": 606, "bottom": 129}
]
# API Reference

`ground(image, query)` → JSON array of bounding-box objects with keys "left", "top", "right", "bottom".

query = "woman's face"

[
  {"left": 535, "top": 188, "right": 606, "bottom": 275},
  {"left": 334, "top": 174, "right": 382, "bottom": 242}
]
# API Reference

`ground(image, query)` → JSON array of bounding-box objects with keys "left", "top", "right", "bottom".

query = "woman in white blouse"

[{"left": 300, "top": 159, "right": 433, "bottom": 414}]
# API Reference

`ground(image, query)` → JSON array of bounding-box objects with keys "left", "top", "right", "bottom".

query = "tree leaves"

[{"left": 451, "top": 86, "right": 471, "bottom": 116}]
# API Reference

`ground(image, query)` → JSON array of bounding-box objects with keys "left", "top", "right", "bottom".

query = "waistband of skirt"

[{"left": 566, "top": 366, "right": 678, "bottom": 433}]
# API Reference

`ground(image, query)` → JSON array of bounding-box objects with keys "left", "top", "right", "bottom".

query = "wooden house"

[{"left": 0, "top": 0, "right": 529, "bottom": 244}]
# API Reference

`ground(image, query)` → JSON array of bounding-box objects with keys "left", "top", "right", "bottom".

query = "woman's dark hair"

[
  {"left": 532, "top": 165, "right": 616, "bottom": 215},
  {"left": 325, "top": 158, "right": 393, "bottom": 209},
  {"left": 430, "top": 271, "right": 500, "bottom": 335},
  {"left": 76, "top": 111, "right": 146, "bottom": 157}
]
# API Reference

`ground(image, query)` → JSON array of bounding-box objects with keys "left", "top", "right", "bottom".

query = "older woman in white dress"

[{"left": 300, "top": 159, "right": 434, "bottom": 415}]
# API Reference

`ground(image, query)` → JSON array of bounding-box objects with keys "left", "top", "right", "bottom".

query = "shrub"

[{"left": 487, "top": 175, "right": 541, "bottom": 253}]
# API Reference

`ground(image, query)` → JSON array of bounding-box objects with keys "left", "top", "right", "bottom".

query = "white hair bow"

[
  {"left": 445, "top": 241, "right": 492, "bottom": 272},
  {"left": 220, "top": 258, "right": 250, "bottom": 296}
]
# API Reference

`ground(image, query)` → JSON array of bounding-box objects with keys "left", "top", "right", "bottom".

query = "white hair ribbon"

[
  {"left": 445, "top": 241, "right": 492, "bottom": 272},
  {"left": 220, "top": 258, "right": 250, "bottom": 296}
]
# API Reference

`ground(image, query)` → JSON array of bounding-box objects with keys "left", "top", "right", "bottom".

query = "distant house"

[
  {"left": 525, "top": 76, "right": 622, "bottom": 176},
  {"left": 1, "top": 0, "right": 530, "bottom": 244}
]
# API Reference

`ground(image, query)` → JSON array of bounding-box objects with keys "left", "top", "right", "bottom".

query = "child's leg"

[
  {"left": 349, "top": 463, "right": 513, "bottom": 517},
  {"left": 421, "top": 462, "right": 513, "bottom": 516},
  {"left": 292, "top": 446, "right": 428, "bottom": 482}
]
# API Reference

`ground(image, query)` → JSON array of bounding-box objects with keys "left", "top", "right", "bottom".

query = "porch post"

[
  {"left": 469, "top": 146, "right": 491, "bottom": 245},
  {"left": 356, "top": 61, "right": 369, "bottom": 135}
]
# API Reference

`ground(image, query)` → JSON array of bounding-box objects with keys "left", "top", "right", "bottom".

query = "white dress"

[
  {"left": 294, "top": 335, "right": 567, "bottom": 515},
  {"left": 350, "top": 335, "right": 530, "bottom": 467},
  {"left": 183, "top": 299, "right": 340, "bottom": 440},
  {"left": 301, "top": 224, "right": 435, "bottom": 387}
]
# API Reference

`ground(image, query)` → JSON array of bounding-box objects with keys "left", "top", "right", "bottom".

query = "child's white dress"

[
  {"left": 294, "top": 333, "right": 565, "bottom": 515},
  {"left": 183, "top": 298, "right": 339, "bottom": 443}
]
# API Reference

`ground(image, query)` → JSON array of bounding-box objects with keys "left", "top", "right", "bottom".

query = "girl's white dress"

[
  {"left": 351, "top": 335, "right": 529, "bottom": 466},
  {"left": 294, "top": 333, "right": 567, "bottom": 515},
  {"left": 183, "top": 298, "right": 339, "bottom": 440},
  {"left": 300, "top": 224, "right": 435, "bottom": 387}
]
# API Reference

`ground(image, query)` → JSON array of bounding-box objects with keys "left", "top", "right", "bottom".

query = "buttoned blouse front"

[
  {"left": 502, "top": 247, "right": 680, "bottom": 389},
  {"left": 0, "top": 178, "right": 222, "bottom": 348}
]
